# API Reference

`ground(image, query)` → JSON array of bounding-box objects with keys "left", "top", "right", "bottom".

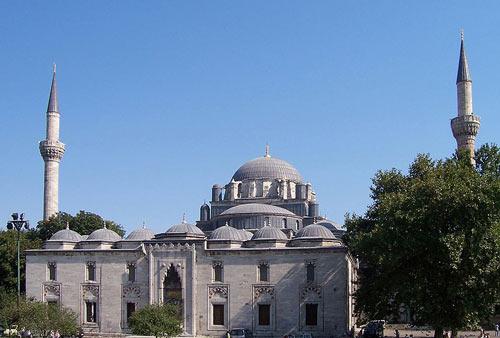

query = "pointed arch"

[{"left": 163, "top": 264, "right": 182, "bottom": 305}]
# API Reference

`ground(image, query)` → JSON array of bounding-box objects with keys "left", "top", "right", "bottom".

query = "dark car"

[
  {"left": 362, "top": 320, "right": 385, "bottom": 338},
  {"left": 227, "top": 328, "right": 253, "bottom": 338}
]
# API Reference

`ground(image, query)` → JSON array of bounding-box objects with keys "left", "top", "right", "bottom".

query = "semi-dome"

[
  {"left": 232, "top": 156, "right": 303, "bottom": 182},
  {"left": 315, "top": 220, "right": 342, "bottom": 231},
  {"left": 126, "top": 226, "right": 155, "bottom": 241},
  {"left": 86, "top": 227, "right": 122, "bottom": 242},
  {"left": 165, "top": 222, "right": 204, "bottom": 236},
  {"left": 296, "top": 224, "right": 335, "bottom": 239},
  {"left": 49, "top": 226, "right": 82, "bottom": 242},
  {"left": 220, "top": 203, "right": 295, "bottom": 217},
  {"left": 251, "top": 226, "right": 288, "bottom": 241},
  {"left": 209, "top": 225, "right": 242, "bottom": 241}
]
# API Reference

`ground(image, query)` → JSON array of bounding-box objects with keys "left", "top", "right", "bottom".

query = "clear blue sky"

[{"left": 1, "top": 1, "right": 499, "bottom": 235}]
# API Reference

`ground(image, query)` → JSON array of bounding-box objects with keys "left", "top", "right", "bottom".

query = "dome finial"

[
  {"left": 53, "top": 63, "right": 56, "bottom": 74},
  {"left": 142, "top": 220, "right": 146, "bottom": 229},
  {"left": 181, "top": 213, "right": 187, "bottom": 224},
  {"left": 66, "top": 221, "right": 70, "bottom": 230},
  {"left": 225, "top": 221, "right": 229, "bottom": 226},
  {"left": 265, "top": 144, "right": 270, "bottom": 158},
  {"left": 103, "top": 220, "right": 107, "bottom": 229},
  {"left": 460, "top": 28, "right": 464, "bottom": 41}
]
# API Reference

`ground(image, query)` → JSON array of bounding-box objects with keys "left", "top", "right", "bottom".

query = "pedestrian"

[
  {"left": 395, "top": 329, "right": 400, "bottom": 338},
  {"left": 55, "top": 330, "right": 60, "bottom": 338},
  {"left": 50, "top": 330, "right": 55, "bottom": 338},
  {"left": 496, "top": 324, "right": 499, "bottom": 337}
]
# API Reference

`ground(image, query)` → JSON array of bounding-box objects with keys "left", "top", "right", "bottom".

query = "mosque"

[{"left": 25, "top": 35, "right": 480, "bottom": 337}]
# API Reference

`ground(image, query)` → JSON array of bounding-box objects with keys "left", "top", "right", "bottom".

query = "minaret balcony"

[
  {"left": 451, "top": 114, "right": 480, "bottom": 137},
  {"left": 39, "top": 140, "right": 65, "bottom": 161}
]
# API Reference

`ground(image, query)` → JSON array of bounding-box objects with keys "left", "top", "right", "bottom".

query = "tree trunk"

[{"left": 434, "top": 327, "right": 444, "bottom": 338}]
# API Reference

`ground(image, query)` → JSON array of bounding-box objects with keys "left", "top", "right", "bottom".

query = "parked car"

[
  {"left": 362, "top": 320, "right": 385, "bottom": 338},
  {"left": 227, "top": 328, "right": 253, "bottom": 338},
  {"left": 297, "top": 333, "right": 313, "bottom": 338}
]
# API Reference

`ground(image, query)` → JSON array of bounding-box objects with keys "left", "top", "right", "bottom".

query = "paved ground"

[{"left": 382, "top": 329, "right": 498, "bottom": 338}]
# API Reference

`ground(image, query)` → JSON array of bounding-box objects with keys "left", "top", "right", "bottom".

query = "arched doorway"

[{"left": 163, "top": 264, "right": 182, "bottom": 307}]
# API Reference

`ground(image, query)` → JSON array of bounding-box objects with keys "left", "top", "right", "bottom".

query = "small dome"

[
  {"left": 49, "top": 227, "right": 82, "bottom": 242},
  {"left": 220, "top": 203, "right": 295, "bottom": 217},
  {"left": 296, "top": 224, "right": 335, "bottom": 239},
  {"left": 86, "top": 227, "right": 122, "bottom": 242},
  {"left": 232, "top": 156, "right": 303, "bottom": 182},
  {"left": 165, "top": 222, "right": 204, "bottom": 236},
  {"left": 251, "top": 226, "right": 287, "bottom": 240},
  {"left": 239, "top": 229, "right": 253, "bottom": 241},
  {"left": 126, "top": 226, "right": 155, "bottom": 241},
  {"left": 209, "top": 225, "right": 242, "bottom": 241}
]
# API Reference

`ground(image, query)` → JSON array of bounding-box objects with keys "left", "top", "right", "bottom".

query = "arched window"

[
  {"left": 213, "top": 262, "right": 223, "bottom": 282},
  {"left": 259, "top": 262, "right": 269, "bottom": 282},
  {"left": 163, "top": 264, "right": 182, "bottom": 306},
  {"left": 282, "top": 218, "right": 287, "bottom": 228},
  {"left": 237, "top": 183, "right": 242, "bottom": 198}
]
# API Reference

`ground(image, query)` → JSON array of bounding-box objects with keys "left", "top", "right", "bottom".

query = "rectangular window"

[
  {"left": 213, "top": 263, "right": 223, "bottom": 282},
  {"left": 128, "top": 264, "right": 136, "bottom": 283},
  {"left": 212, "top": 304, "right": 225, "bottom": 326},
  {"left": 47, "top": 300, "right": 58, "bottom": 308},
  {"left": 126, "top": 302, "right": 135, "bottom": 322},
  {"left": 259, "top": 263, "right": 269, "bottom": 282},
  {"left": 258, "top": 304, "right": 271, "bottom": 326},
  {"left": 48, "top": 263, "right": 57, "bottom": 281},
  {"left": 305, "top": 303, "right": 318, "bottom": 326},
  {"left": 87, "top": 262, "right": 96, "bottom": 281},
  {"left": 85, "top": 301, "right": 97, "bottom": 323},
  {"left": 306, "top": 263, "right": 315, "bottom": 282}
]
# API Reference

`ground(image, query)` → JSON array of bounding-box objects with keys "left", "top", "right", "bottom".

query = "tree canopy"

[
  {"left": 129, "top": 303, "right": 182, "bottom": 338},
  {"left": 35, "top": 210, "right": 125, "bottom": 241},
  {"left": 0, "top": 290, "right": 78, "bottom": 337},
  {"left": 0, "top": 231, "right": 41, "bottom": 292},
  {"left": 345, "top": 144, "right": 500, "bottom": 336}
]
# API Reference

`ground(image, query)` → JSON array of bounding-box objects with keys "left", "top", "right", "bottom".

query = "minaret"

[
  {"left": 451, "top": 32, "right": 480, "bottom": 164},
  {"left": 39, "top": 65, "right": 65, "bottom": 220}
]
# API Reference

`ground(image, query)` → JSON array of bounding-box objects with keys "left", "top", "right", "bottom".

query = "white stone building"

[{"left": 27, "top": 72, "right": 356, "bottom": 336}]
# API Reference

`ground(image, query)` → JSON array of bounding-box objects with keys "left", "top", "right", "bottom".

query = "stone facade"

[{"left": 26, "top": 238, "right": 355, "bottom": 337}]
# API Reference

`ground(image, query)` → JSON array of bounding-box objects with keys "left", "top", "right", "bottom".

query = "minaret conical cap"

[
  {"left": 47, "top": 64, "right": 59, "bottom": 113},
  {"left": 456, "top": 32, "right": 472, "bottom": 84}
]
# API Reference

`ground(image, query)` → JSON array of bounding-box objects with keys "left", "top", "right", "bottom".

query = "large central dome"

[{"left": 232, "top": 156, "right": 303, "bottom": 182}]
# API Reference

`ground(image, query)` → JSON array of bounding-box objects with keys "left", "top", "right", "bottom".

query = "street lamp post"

[{"left": 6, "top": 212, "right": 30, "bottom": 306}]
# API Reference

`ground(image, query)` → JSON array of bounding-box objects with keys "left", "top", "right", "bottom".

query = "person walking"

[
  {"left": 395, "top": 329, "right": 400, "bottom": 338},
  {"left": 495, "top": 323, "right": 499, "bottom": 337}
]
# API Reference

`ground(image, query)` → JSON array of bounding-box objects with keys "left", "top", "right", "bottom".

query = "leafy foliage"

[
  {"left": 345, "top": 144, "right": 500, "bottom": 334},
  {"left": 0, "top": 290, "right": 78, "bottom": 337},
  {"left": 129, "top": 303, "right": 182, "bottom": 338},
  {"left": 0, "top": 231, "right": 42, "bottom": 292},
  {"left": 35, "top": 210, "right": 125, "bottom": 241}
]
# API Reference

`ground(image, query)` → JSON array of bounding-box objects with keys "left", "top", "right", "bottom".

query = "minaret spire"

[
  {"left": 39, "top": 66, "right": 66, "bottom": 220},
  {"left": 451, "top": 31, "right": 480, "bottom": 164},
  {"left": 47, "top": 63, "right": 58, "bottom": 114}
]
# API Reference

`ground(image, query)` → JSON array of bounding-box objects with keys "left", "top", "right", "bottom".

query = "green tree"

[
  {"left": 0, "top": 291, "right": 78, "bottom": 338},
  {"left": 16, "top": 299, "right": 78, "bottom": 337},
  {"left": 345, "top": 144, "right": 500, "bottom": 337},
  {"left": 129, "top": 304, "right": 182, "bottom": 338},
  {"left": 35, "top": 210, "right": 125, "bottom": 241},
  {"left": 0, "top": 231, "right": 42, "bottom": 292}
]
